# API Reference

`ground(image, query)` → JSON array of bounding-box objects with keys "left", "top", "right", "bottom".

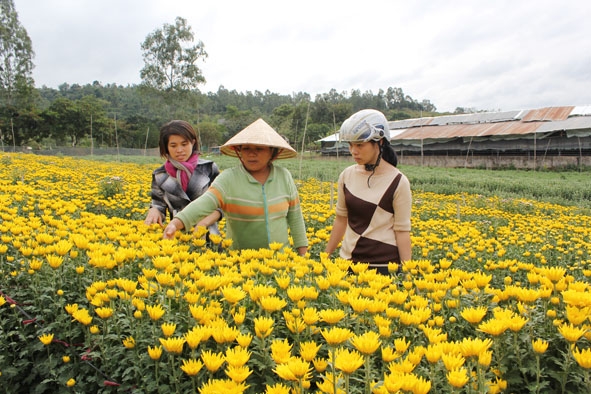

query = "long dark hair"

[
  {"left": 366, "top": 139, "right": 398, "bottom": 187},
  {"left": 380, "top": 138, "right": 398, "bottom": 167}
]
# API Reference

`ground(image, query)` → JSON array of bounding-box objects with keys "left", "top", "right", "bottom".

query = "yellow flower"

[
  {"left": 201, "top": 350, "right": 226, "bottom": 372},
  {"left": 123, "top": 336, "right": 135, "bottom": 349},
  {"left": 460, "top": 306, "right": 488, "bottom": 324},
  {"left": 146, "top": 304, "right": 166, "bottom": 321},
  {"left": 72, "top": 308, "right": 93, "bottom": 326},
  {"left": 159, "top": 336, "right": 185, "bottom": 354},
  {"left": 532, "top": 338, "right": 549, "bottom": 354},
  {"left": 225, "top": 346, "right": 251, "bottom": 367},
  {"left": 478, "top": 350, "right": 493, "bottom": 367},
  {"left": 180, "top": 358, "right": 204, "bottom": 376},
  {"left": 312, "top": 357, "right": 328, "bottom": 373},
  {"left": 394, "top": 337, "right": 411, "bottom": 354},
  {"left": 302, "top": 307, "right": 319, "bottom": 325},
  {"left": 265, "top": 383, "right": 291, "bottom": 394},
  {"left": 458, "top": 337, "right": 493, "bottom": 358},
  {"left": 381, "top": 345, "right": 399, "bottom": 362},
  {"left": 161, "top": 322, "right": 176, "bottom": 337},
  {"left": 558, "top": 323, "right": 586, "bottom": 343},
  {"left": 259, "top": 295, "right": 287, "bottom": 313},
  {"left": 271, "top": 338, "right": 293, "bottom": 364},
  {"left": 90, "top": 325, "right": 100, "bottom": 334},
  {"left": 254, "top": 316, "right": 274, "bottom": 338},
  {"left": 508, "top": 315, "right": 528, "bottom": 332},
  {"left": 95, "top": 307, "right": 113, "bottom": 319},
  {"left": 274, "top": 363, "right": 297, "bottom": 381},
  {"left": 274, "top": 274, "right": 291, "bottom": 290},
  {"left": 351, "top": 331, "right": 381, "bottom": 355},
  {"left": 66, "top": 378, "right": 76, "bottom": 387},
  {"left": 225, "top": 365, "right": 252, "bottom": 383},
  {"left": 274, "top": 357, "right": 311, "bottom": 381},
  {"left": 221, "top": 286, "right": 247, "bottom": 305},
  {"left": 319, "top": 308, "right": 346, "bottom": 324},
  {"left": 321, "top": 327, "right": 353, "bottom": 346},
  {"left": 62, "top": 356, "right": 71, "bottom": 363},
  {"left": 447, "top": 368, "right": 470, "bottom": 388},
  {"left": 334, "top": 348, "right": 364, "bottom": 374},
  {"left": 425, "top": 344, "right": 442, "bottom": 363},
  {"left": 478, "top": 319, "right": 508, "bottom": 336},
  {"left": 148, "top": 345, "right": 163, "bottom": 360},
  {"left": 39, "top": 333, "right": 54, "bottom": 346},
  {"left": 46, "top": 254, "right": 64, "bottom": 269},
  {"left": 441, "top": 352, "right": 466, "bottom": 371},
  {"left": 232, "top": 308, "right": 246, "bottom": 325},
  {"left": 236, "top": 332, "right": 253, "bottom": 348},
  {"left": 299, "top": 341, "right": 321, "bottom": 362},
  {"left": 572, "top": 347, "right": 591, "bottom": 369},
  {"left": 184, "top": 326, "right": 205, "bottom": 349}
]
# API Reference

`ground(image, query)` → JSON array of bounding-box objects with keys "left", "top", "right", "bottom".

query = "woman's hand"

[
  {"left": 144, "top": 207, "right": 164, "bottom": 226},
  {"left": 163, "top": 218, "right": 185, "bottom": 239}
]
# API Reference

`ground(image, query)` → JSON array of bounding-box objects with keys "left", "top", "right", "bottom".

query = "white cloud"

[{"left": 14, "top": 0, "right": 591, "bottom": 112}]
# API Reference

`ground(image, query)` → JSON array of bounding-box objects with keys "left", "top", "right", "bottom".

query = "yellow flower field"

[{"left": 1, "top": 152, "right": 591, "bottom": 393}]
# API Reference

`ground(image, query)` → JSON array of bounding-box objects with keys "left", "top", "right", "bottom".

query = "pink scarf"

[{"left": 164, "top": 153, "right": 199, "bottom": 191}]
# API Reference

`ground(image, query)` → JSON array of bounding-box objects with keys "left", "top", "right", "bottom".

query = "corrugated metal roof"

[
  {"left": 571, "top": 105, "right": 591, "bottom": 116},
  {"left": 521, "top": 106, "right": 574, "bottom": 122},
  {"left": 388, "top": 106, "right": 591, "bottom": 142},
  {"left": 319, "top": 105, "right": 591, "bottom": 143},
  {"left": 392, "top": 121, "right": 543, "bottom": 141}
]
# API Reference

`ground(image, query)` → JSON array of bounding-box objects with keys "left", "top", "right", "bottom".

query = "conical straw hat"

[{"left": 220, "top": 118, "right": 297, "bottom": 159}]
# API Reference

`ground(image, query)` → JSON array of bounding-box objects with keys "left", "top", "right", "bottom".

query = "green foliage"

[
  {"left": 98, "top": 176, "right": 124, "bottom": 199},
  {"left": 140, "top": 16, "right": 207, "bottom": 92},
  {"left": 0, "top": 0, "right": 35, "bottom": 107}
]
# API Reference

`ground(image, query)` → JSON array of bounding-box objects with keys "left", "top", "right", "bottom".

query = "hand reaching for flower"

[{"left": 163, "top": 218, "right": 185, "bottom": 239}]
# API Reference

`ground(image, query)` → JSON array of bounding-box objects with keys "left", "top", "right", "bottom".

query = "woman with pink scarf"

[{"left": 144, "top": 120, "right": 221, "bottom": 232}]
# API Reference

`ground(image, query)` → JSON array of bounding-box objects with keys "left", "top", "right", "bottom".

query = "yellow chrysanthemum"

[
  {"left": 146, "top": 304, "right": 166, "bottom": 321},
  {"left": 334, "top": 348, "right": 364, "bottom": 374},
  {"left": 225, "top": 346, "right": 251, "bottom": 368},
  {"left": 201, "top": 350, "right": 226, "bottom": 372},
  {"left": 159, "top": 336, "right": 185, "bottom": 354},
  {"left": 225, "top": 365, "right": 252, "bottom": 383},
  {"left": 351, "top": 331, "right": 381, "bottom": 355},
  {"left": 39, "top": 333, "right": 54, "bottom": 346},
  {"left": 180, "top": 358, "right": 204, "bottom": 376},
  {"left": 532, "top": 339, "right": 549, "bottom": 354},
  {"left": 460, "top": 306, "right": 488, "bottom": 324},
  {"left": 161, "top": 322, "right": 176, "bottom": 337},
  {"left": 321, "top": 327, "right": 353, "bottom": 346},
  {"left": 447, "top": 368, "right": 470, "bottom": 388},
  {"left": 147, "top": 345, "right": 162, "bottom": 360},
  {"left": 254, "top": 316, "right": 274, "bottom": 339},
  {"left": 572, "top": 347, "right": 591, "bottom": 369}
]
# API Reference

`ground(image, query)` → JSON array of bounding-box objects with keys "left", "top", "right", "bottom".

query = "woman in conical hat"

[{"left": 163, "top": 118, "right": 308, "bottom": 256}]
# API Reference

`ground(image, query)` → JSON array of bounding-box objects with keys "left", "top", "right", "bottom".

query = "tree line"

[{"left": 1, "top": 1, "right": 441, "bottom": 152}]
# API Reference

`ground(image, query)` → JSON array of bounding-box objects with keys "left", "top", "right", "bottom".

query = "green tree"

[
  {"left": 140, "top": 16, "right": 207, "bottom": 92},
  {"left": 0, "top": 0, "right": 35, "bottom": 107}
]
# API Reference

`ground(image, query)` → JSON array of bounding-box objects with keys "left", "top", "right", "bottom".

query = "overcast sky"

[{"left": 13, "top": 0, "right": 591, "bottom": 113}]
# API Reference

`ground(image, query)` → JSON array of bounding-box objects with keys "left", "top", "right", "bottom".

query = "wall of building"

[{"left": 397, "top": 153, "right": 591, "bottom": 170}]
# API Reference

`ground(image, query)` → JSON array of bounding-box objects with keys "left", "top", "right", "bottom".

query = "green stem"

[
  {"left": 364, "top": 355, "right": 371, "bottom": 394},
  {"left": 170, "top": 355, "right": 180, "bottom": 393},
  {"left": 514, "top": 331, "right": 529, "bottom": 386},
  {"left": 331, "top": 347, "right": 337, "bottom": 394}
]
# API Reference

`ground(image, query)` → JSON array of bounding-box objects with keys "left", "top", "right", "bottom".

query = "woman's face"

[
  {"left": 238, "top": 145, "right": 274, "bottom": 173},
  {"left": 167, "top": 134, "right": 195, "bottom": 162},
  {"left": 349, "top": 141, "right": 379, "bottom": 166}
]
